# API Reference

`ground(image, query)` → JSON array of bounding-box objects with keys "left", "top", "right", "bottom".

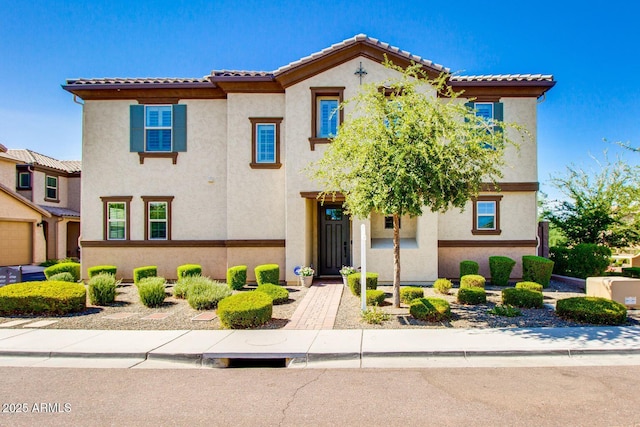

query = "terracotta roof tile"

[
  {"left": 7, "top": 149, "right": 81, "bottom": 173},
  {"left": 65, "top": 77, "right": 210, "bottom": 86},
  {"left": 452, "top": 74, "right": 554, "bottom": 82},
  {"left": 211, "top": 70, "right": 273, "bottom": 78}
]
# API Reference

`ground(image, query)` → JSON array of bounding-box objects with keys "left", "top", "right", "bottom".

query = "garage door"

[{"left": 0, "top": 221, "right": 31, "bottom": 266}]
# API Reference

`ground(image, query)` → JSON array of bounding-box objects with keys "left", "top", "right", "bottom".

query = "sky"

[{"left": 1, "top": 0, "right": 639, "bottom": 200}]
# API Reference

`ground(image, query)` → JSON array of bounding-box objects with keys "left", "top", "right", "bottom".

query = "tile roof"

[
  {"left": 211, "top": 70, "right": 273, "bottom": 78},
  {"left": 39, "top": 205, "right": 80, "bottom": 218},
  {"left": 451, "top": 74, "right": 554, "bottom": 82},
  {"left": 7, "top": 149, "right": 81, "bottom": 173},
  {"left": 65, "top": 77, "right": 210, "bottom": 86}
]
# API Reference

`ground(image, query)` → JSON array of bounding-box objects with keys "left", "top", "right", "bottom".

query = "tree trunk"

[{"left": 393, "top": 213, "right": 401, "bottom": 308}]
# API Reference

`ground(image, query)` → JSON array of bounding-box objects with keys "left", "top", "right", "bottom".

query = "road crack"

[{"left": 278, "top": 370, "right": 326, "bottom": 427}]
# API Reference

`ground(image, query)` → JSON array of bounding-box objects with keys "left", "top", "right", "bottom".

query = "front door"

[{"left": 318, "top": 204, "right": 350, "bottom": 276}]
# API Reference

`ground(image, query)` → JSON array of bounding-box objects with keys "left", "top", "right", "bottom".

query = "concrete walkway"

[
  {"left": 1, "top": 326, "right": 640, "bottom": 369},
  {"left": 284, "top": 282, "right": 343, "bottom": 330}
]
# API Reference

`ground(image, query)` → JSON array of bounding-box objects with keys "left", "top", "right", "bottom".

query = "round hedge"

[
  {"left": 556, "top": 297, "right": 627, "bottom": 325},
  {"left": 460, "top": 260, "right": 479, "bottom": 278},
  {"left": 489, "top": 256, "right": 516, "bottom": 286},
  {"left": 254, "top": 264, "right": 280, "bottom": 286},
  {"left": 457, "top": 287, "right": 486, "bottom": 305},
  {"left": 515, "top": 281, "right": 543, "bottom": 292},
  {"left": 433, "top": 278, "right": 452, "bottom": 295},
  {"left": 255, "top": 283, "right": 289, "bottom": 305},
  {"left": 400, "top": 286, "right": 423, "bottom": 304},
  {"left": 217, "top": 291, "right": 273, "bottom": 329},
  {"left": 0, "top": 281, "right": 86, "bottom": 315},
  {"left": 44, "top": 262, "right": 81, "bottom": 282},
  {"left": 460, "top": 274, "right": 485, "bottom": 289},
  {"left": 501, "top": 287, "right": 543, "bottom": 309},
  {"left": 522, "top": 255, "right": 554, "bottom": 287},
  {"left": 366, "top": 289, "right": 386, "bottom": 306},
  {"left": 347, "top": 272, "right": 378, "bottom": 296},
  {"left": 409, "top": 297, "right": 451, "bottom": 322},
  {"left": 48, "top": 272, "right": 76, "bottom": 283}
]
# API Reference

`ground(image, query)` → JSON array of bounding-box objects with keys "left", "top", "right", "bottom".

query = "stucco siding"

[{"left": 438, "top": 246, "right": 537, "bottom": 280}]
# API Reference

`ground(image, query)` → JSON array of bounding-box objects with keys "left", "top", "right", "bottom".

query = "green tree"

[
  {"left": 309, "top": 62, "right": 525, "bottom": 307},
  {"left": 543, "top": 154, "right": 640, "bottom": 248}
]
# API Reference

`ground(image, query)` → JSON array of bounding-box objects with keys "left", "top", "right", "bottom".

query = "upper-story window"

[
  {"left": 466, "top": 101, "right": 503, "bottom": 149},
  {"left": 130, "top": 104, "right": 187, "bottom": 164},
  {"left": 45, "top": 175, "right": 58, "bottom": 201},
  {"left": 249, "top": 118, "right": 282, "bottom": 169},
  {"left": 309, "top": 87, "right": 344, "bottom": 150},
  {"left": 145, "top": 106, "right": 172, "bottom": 152},
  {"left": 17, "top": 170, "right": 31, "bottom": 190}
]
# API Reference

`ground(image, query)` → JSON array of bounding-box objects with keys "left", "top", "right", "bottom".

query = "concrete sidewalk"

[{"left": 0, "top": 326, "right": 640, "bottom": 369}]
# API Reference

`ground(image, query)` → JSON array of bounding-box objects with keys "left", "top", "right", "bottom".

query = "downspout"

[{"left": 73, "top": 95, "right": 84, "bottom": 106}]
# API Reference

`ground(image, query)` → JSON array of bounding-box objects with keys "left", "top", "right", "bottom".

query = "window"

[
  {"left": 249, "top": 118, "right": 282, "bottom": 169},
  {"left": 130, "top": 104, "right": 187, "bottom": 163},
  {"left": 45, "top": 175, "right": 58, "bottom": 201},
  {"left": 466, "top": 101, "right": 504, "bottom": 148},
  {"left": 384, "top": 216, "right": 401, "bottom": 229},
  {"left": 309, "top": 87, "right": 344, "bottom": 150},
  {"left": 472, "top": 195, "right": 502, "bottom": 235},
  {"left": 142, "top": 196, "right": 173, "bottom": 240},
  {"left": 145, "top": 106, "right": 172, "bottom": 152},
  {"left": 17, "top": 171, "right": 31, "bottom": 190},
  {"left": 101, "top": 196, "right": 132, "bottom": 240}
]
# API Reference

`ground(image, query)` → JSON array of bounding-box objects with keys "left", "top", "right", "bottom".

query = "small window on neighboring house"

[
  {"left": 142, "top": 196, "right": 173, "bottom": 240},
  {"left": 249, "top": 118, "right": 282, "bottom": 169},
  {"left": 472, "top": 196, "right": 502, "bottom": 235},
  {"left": 101, "top": 197, "right": 132, "bottom": 241},
  {"left": 384, "top": 216, "right": 401, "bottom": 229},
  {"left": 309, "top": 87, "right": 344, "bottom": 150},
  {"left": 17, "top": 171, "right": 31, "bottom": 189},
  {"left": 45, "top": 175, "right": 58, "bottom": 201}
]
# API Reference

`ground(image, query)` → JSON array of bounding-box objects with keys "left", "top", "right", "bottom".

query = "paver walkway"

[{"left": 285, "top": 281, "right": 343, "bottom": 329}]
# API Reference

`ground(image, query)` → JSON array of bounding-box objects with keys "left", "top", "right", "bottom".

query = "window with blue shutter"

[
  {"left": 318, "top": 98, "right": 339, "bottom": 138},
  {"left": 130, "top": 104, "right": 187, "bottom": 154}
]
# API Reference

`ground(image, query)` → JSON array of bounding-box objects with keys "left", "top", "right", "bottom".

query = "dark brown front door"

[{"left": 318, "top": 204, "right": 350, "bottom": 276}]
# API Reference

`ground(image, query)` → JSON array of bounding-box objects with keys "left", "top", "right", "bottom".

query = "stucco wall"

[
  {"left": 438, "top": 246, "right": 537, "bottom": 280},
  {"left": 0, "top": 158, "right": 16, "bottom": 188}
]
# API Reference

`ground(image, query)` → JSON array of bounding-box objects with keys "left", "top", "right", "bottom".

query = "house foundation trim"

[
  {"left": 81, "top": 239, "right": 285, "bottom": 248},
  {"left": 438, "top": 240, "right": 537, "bottom": 247}
]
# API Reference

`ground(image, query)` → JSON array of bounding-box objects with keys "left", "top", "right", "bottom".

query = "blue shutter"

[
  {"left": 173, "top": 104, "right": 187, "bottom": 152},
  {"left": 493, "top": 102, "right": 504, "bottom": 134},
  {"left": 130, "top": 105, "right": 144, "bottom": 152},
  {"left": 464, "top": 102, "right": 474, "bottom": 122}
]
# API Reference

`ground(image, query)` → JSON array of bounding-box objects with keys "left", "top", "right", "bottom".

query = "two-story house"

[{"left": 63, "top": 34, "right": 554, "bottom": 282}]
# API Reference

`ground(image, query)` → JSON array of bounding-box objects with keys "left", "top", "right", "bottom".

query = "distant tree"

[
  {"left": 543, "top": 154, "right": 640, "bottom": 248},
  {"left": 309, "top": 61, "right": 526, "bottom": 307}
]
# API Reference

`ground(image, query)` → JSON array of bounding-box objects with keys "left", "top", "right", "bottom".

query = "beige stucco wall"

[
  {"left": 66, "top": 176, "right": 81, "bottom": 212},
  {"left": 501, "top": 97, "right": 537, "bottom": 183},
  {"left": 0, "top": 158, "right": 16, "bottom": 188},
  {"left": 370, "top": 212, "right": 417, "bottom": 239},
  {"left": 227, "top": 247, "right": 286, "bottom": 283},
  {"left": 438, "top": 246, "right": 537, "bottom": 280}
]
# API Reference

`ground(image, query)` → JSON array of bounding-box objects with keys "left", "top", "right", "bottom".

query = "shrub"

[
  {"left": 187, "top": 281, "right": 232, "bottom": 310},
  {"left": 522, "top": 256, "right": 554, "bottom": 287},
  {"left": 174, "top": 275, "right": 215, "bottom": 299},
  {"left": 254, "top": 264, "right": 279, "bottom": 286},
  {"left": 502, "top": 287, "right": 543, "bottom": 309},
  {"left": 457, "top": 287, "right": 486, "bottom": 305},
  {"left": 177, "top": 264, "right": 202, "bottom": 279},
  {"left": 44, "top": 262, "right": 80, "bottom": 282},
  {"left": 489, "top": 256, "right": 516, "bottom": 286},
  {"left": 88, "top": 273, "right": 118, "bottom": 305},
  {"left": 433, "top": 278, "right": 452, "bottom": 295},
  {"left": 227, "top": 265, "right": 247, "bottom": 290},
  {"left": 48, "top": 272, "right": 75, "bottom": 282},
  {"left": 400, "top": 286, "right": 423, "bottom": 304},
  {"left": 217, "top": 292, "right": 273, "bottom": 329},
  {"left": 515, "top": 281, "right": 544, "bottom": 292},
  {"left": 556, "top": 296, "right": 627, "bottom": 325},
  {"left": 567, "top": 244, "right": 611, "bottom": 279},
  {"left": 39, "top": 258, "right": 75, "bottom": 268},
  {"left": 460, "top": 274, "right": 485, "bottom": 289},
  {"left": 347, "top": 272, "right": 378, "bottom": 296},
  {"left": 361, "top": 306, "right": 391, "bottom": 324},
  {"left": 133, "top": 266, "right": 157, "bottom": 284},
  {"left": 366, "top": 289, "right": 386, "bottom": 306},
  {"left": 549, "top": 246, "right": 570, "bottom": 275},
  {"left": 87, "top": 265, "right": 117, "bottom": 278},
  {"left": 488, "top": 304, "right": 522, "bottom": 317},
  {"left": 255, "top": 283, "right": 290, "bottom": 305},
  {"left": 0, "top": 281, "right": 86, "bottom": 315},
  {"left": 137, "top": 277, "right": 166, "bottom": 307},
  {"left": 460, "top": 260, "right": 479, "bottom": 278},
  {"left": 409, "top": 297, "right": 451, "bottom": 322}
]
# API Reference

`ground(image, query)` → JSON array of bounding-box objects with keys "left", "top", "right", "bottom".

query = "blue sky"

[{"left": 1, "top": 0, "right": 639, "bottom": 199}]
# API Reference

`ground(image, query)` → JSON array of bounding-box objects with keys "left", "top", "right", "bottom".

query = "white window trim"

[
  {"left": 476, "top": 201, "right": 496, "bottom": 230},
  {"left": 145, "top": 105, "right": 173, "bottom": 153},
  {"left": 107, "top": 202, "right": 127, "bottom": 240},
  {"left": 256, "top": 123, "right": 276, "bottom": 164},
  {"left": 148, "top": 201, "right": 168, "bottom": 240},
  {"left": 317, "top": 96, "right": 340, "bottom": 138}
]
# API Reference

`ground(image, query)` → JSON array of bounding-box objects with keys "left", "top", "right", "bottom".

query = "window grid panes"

[
  {"left": 149, "top": 202, "right": 168, "bottom": 240},
  {"left": 107, "top": 202, "right": 126, "bottom": 240},
  {"left": 476, "top": 201, "right": 496, "bottom": 230},
  {"left": 384, "top": 216, "right": 401, "bottom": 229},
  {"left": 18, "top": 172, "right": 30, "bottom": 189},
  {"left": 45, "top": 176, "right": 58, "bottom": 200},
  {"left": 256, "top": 124, "right": 276, "bottom": 163},
  {"left": 145, "top": 106, "right": 172, "bottom": 152},
  {"left": 317, "top": 97, "right": 339, "bottom": 138}
]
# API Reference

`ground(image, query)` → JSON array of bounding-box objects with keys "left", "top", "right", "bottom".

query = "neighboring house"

[
  {"left": 62, "top": 34, "right": 554, "bottom": 282},
  {"left": 4, "top": 148, "right": 81, "bottom": 262}
]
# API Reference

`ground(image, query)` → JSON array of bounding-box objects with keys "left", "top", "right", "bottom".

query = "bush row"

[{"left": 458, "top": 255, "right": 555, "bottom": 288}]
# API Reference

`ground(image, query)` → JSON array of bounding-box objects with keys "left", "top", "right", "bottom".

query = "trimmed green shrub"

[
  {"left": 217, "top": 292, "right": 273, "bottom": 329},
  {"left": 522, "top": 256, "right": 554, "bottom": 287},
  {"left": 515, "top": 281, "right": 544, "bottom": 292},
  {"left": 0, "top": 281, "right": 86, "bottom": 315},
  {"left": 227, "top": 265, "right": 247, "bottom": 290},
  {"left": 39, "top": 258, "right": 75, "bottom": 268},
  {"left": 457, "top": 287, "right": 486, "bottom": 305},
  {"left": 173, "top": 275, "right": 216, "bottom": 299},
  {"left": 347, "top": 272, "right": 379, "bottom": 296},
  {"left": 502, "top": 287, "right": 543, "bottom": 309},
  {"left": 366, "top": 289, "right": 386, "bottom": 306},
  {"left": 488, "top": 304, "right": 522, "bottom": 317},
  {"left": 549, "top": 246, "right": 570, "bottom": 275},
  {"left": 489, "top": 256, "right": 516, "bottom": 286},
  {"left": 254, "top": 264, "right": 279, "bottom": 286},
  {"left": 400, "top": 286, "right": 423, "bottom": 304},
  {"left": 177, "top": 264, "right": 202, "bottom": 279},
  {"left": 48, "top": 272, "right": 75, "bottom": 282},
  {"left": 361, "top": 306, "right": 391, "bottom": 324},
  {"left": 137, "top": 277, "right": 166, "bottom": 307},
  {"left": 556, "top": 296, "right": 627, "bottom": 325},
  {"left": 44, "top": 262, "right": 80, "bottom": 282},
  {"left": 409, "top": 297, "right": 451, "bottom": 322},
  {"left": 187, "top": 281, "right": 232, "bottom": 310},
  {"left": 133, "top": 266, "right": 157, "bottom": 284},
  {"left": 567, "top": 244, "right": 611, "bottom": 279},
  {"left": 433, "top": 278, "right": 452, "bottom": 295},
  {"left": 460, "top": 260, "right": 479, "bottom": 278},
  {"left": 255, "top": 283, "right": 289, "bottom": 305},
  {"left": 87, "top": 265, "right": 117, "bottom": 278},
  {"left": 88, "top": 273, "right": 118, "bottom": 305},
  {"left": 460, "top": 274, "right": 486, "bottom": 289}
]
